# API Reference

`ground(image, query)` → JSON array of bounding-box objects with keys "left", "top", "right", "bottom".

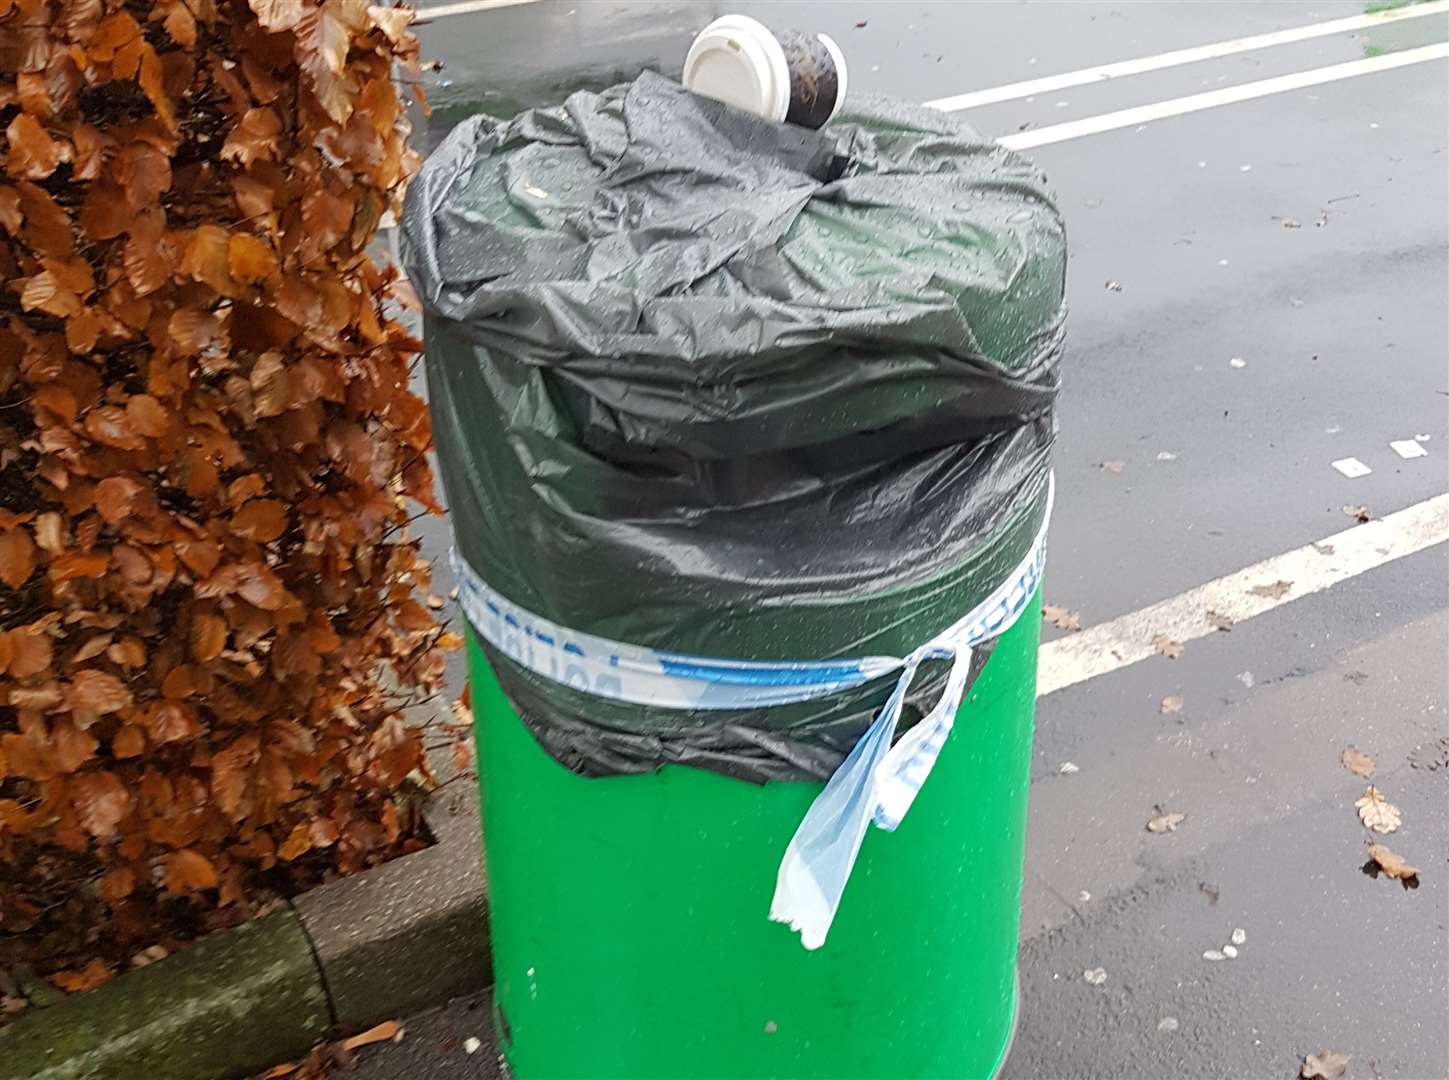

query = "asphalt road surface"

[{"left": 360, "top": 3, "right": 1449, "bottom": 1077}]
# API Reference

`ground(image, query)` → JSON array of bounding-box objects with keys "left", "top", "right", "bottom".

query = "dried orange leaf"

[
  {"left": 191, "top": 614, "right": 229, "bottom": 662},
  {"left": 99, "top": 866, "right": 136, "bottom": 904},
  {"left": 112, "top": 725, "right": 146, "bottom": 759},
  {"left": 367, "top": 5, "right": 414, "bottom": 43},
  {"left": 278, "top": 823, "right": 312, "bottom": 861},
  {"left": 50, "top": 959, "right": 114, "bottom": 994},
  {"left": 250, "top": 0, "right": 306, "bottom": 31},
  {"left": 228, "top": 233, "right": 278, "bottom": 285},
  {"left": 1367, "top": 843, "right": 1419, "bottom": 882},
  {"left": 70, "top": 771, "right": 131, "bottom": 839},
  {"left": 125, "top": 394, "right": 172, "bottom": 438},
  {"left": 7, "top": 627, "right": 53, "bottom": 678},
  {"left": 163, "top": 1, "right": 197, "bottom": 47},
  {"left": 164, "top": 849, "right": 218, "bottom": 895},
  {"left": 6, "top": 113, "right": 62, "bottom": 179},
  {"left": 1159, "top": 694, "right": 1183, "bottom": 715},
  {"left": 0, "top": 528, "right": 37, "bottom": 589},
  {"left": 343, "top": 1020, "right": 404, "bottom": 1051},
  {"left": 69, "top": 669, "right": 134, "bottom": 720},
  {"left": 1340, "top": 747, "right": 1375, "bottom": 779},
  {"left": 231, "top": 500, "right": 289, "bottom": 543},
  {"left": 21, "top": 270, "right": 83, "bottom": 317},
  {"left": 95, "top": 477, "right": 144, "bottom": 525},
  {"left": 221, "top": 107, "right": 282, "bottom": 167},
  {"left": 181, "top": 225, "right": 235, "bottom": 296}
]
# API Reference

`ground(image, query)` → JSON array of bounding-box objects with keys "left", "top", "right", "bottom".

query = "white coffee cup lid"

[{"left": 682, "top": 15, "right": 791, "bottom": 123}]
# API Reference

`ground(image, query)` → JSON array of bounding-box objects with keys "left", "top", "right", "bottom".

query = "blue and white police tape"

[{"left": 452, "top": 484, "right": 1050, "bottom": 950}]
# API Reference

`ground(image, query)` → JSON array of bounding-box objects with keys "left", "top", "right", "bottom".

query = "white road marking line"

[
  {"left": 415, "top": 0, "right": 540, "bottom": 22},
  {"left": 998, "top": 44, "right": 1449, "bottom": 150},
  {"left": 1037, "top": 493, "right": 1449, "bottom": 697},
  {"left": 926, "top": 1, "right": 1449, "bottom": 113}
]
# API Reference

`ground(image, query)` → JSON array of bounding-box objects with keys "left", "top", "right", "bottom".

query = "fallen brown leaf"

[
  {"left": 1205, "top": 610, "right": 1233, "bottom": 632},
  {"left": 1301, "top": 1051, "right": 1348, "bottom": 1079},
  {"left": 1160, "top": 694, "right": 1183, "bottom": 715},
  {"left": 49, "top": 959, "right": 113, "bottom": 994},
  {"left": 1367, "top": 843, "right": 1419, "bottom": 882},
  {"left": 1354, "top": 785, "right": 1401, "bottom": 834},
  {"left": 1099, "top": 460, "right": 1125, "bottom": 473},
  {"left": 1340, "top": 747, "right": 1375, "bottom": 779},
  {"left": 1342, "top": 504, "right": 1372, "bottom": 524},
  {"left": 1248, "top": 580, "right": 1292, "bottom": 599},
  {"left": 1043, "top": 604, "right": 1082, "bottom": 632},
  {"left": 342, "top": 1019, "right": 403, "bottom": 1051},
  {"left": 1146, "top": 810, "right": 1186, "bottom": 834},
  {"left": 1313, "top": 542, "right": 1335, "bottom": 556},
  {"left": 1152, "top": 634, "right": 1183, "bottom": 659}
]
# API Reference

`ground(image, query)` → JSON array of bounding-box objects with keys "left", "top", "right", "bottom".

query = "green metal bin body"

[{"left": 467, "top": 585, "right": 1041, "bottom": 1080}]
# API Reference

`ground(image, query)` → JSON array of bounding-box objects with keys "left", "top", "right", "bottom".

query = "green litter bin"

[
  {"left": 404, "top": 70, "right": 1064, "bottom": 1080},
  {"left": 469, "top": 584, "right": 1042, "bottom": 1079}
]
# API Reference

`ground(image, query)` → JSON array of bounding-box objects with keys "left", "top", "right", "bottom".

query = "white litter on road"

[
  {"left": 1229, "top": 357, "right": 1247, "bottom": 367},
  {"left": 1331, "top": 457, "right": 1372, "bottom": 478},
  {"left": 1203, "top": 949, "right": 1227, "bottom": 961},
  {"left": 1223, "top": 944, "right": 1239, "bottom": 959},
  {"left": 1390, "top": 439, "right": 1428, "bottom": 460},
  {"left": 1059, "top": 762, "right": 1080, "bottom": 774},
  {"left": 464, "top": 1037, "right": 482, "bottom": 1055},
  {"left": 1038, "top": 493, "right": 1449, "bottom": 696},
  {"left": 1231, "top": 927, "right": 1247, "bottom": 945},
  {"left": 1084, "top": 967, "right": 1108, "bottom": 985}
]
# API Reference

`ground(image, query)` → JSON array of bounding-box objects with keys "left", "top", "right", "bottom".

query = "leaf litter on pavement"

[
  {"left": 1146, "top": 809, "right": 1186, "bottom": 834},
  {"left": 262, "top": 1020, "right": 404, "bottom": 1078},
  {"left": 1043, "top": 604, "right": 1081, "bottom": 632},
  {"left": 1205, "top": 610, "right": 1233, "bottom": 632},
  {"left": 1248, "top": 579, "right": 1293, "bottom": 599},
  {"left": 1366, "top": 843, "right": 1420, "bottom": 884},
  {"left": 1301, "top": 1050, "right": 1349, "bottom": 1080},
  {"left": 1354, "top": 786, "right": 1401, "bottom": 834},
  {"left": 1151, "top": 634, "right": 1183, "bottom": 659},
  {"left": 1339, "top": 747, "right": 1375, "bottom": 779},
  {"left": 1160, "top": 694, "right": 1183, "bottom": 715}
]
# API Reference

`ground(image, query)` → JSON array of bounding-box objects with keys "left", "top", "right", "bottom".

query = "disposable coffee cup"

[{"left": 682, "top": 15, "right": 848, "bottom": 129}]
